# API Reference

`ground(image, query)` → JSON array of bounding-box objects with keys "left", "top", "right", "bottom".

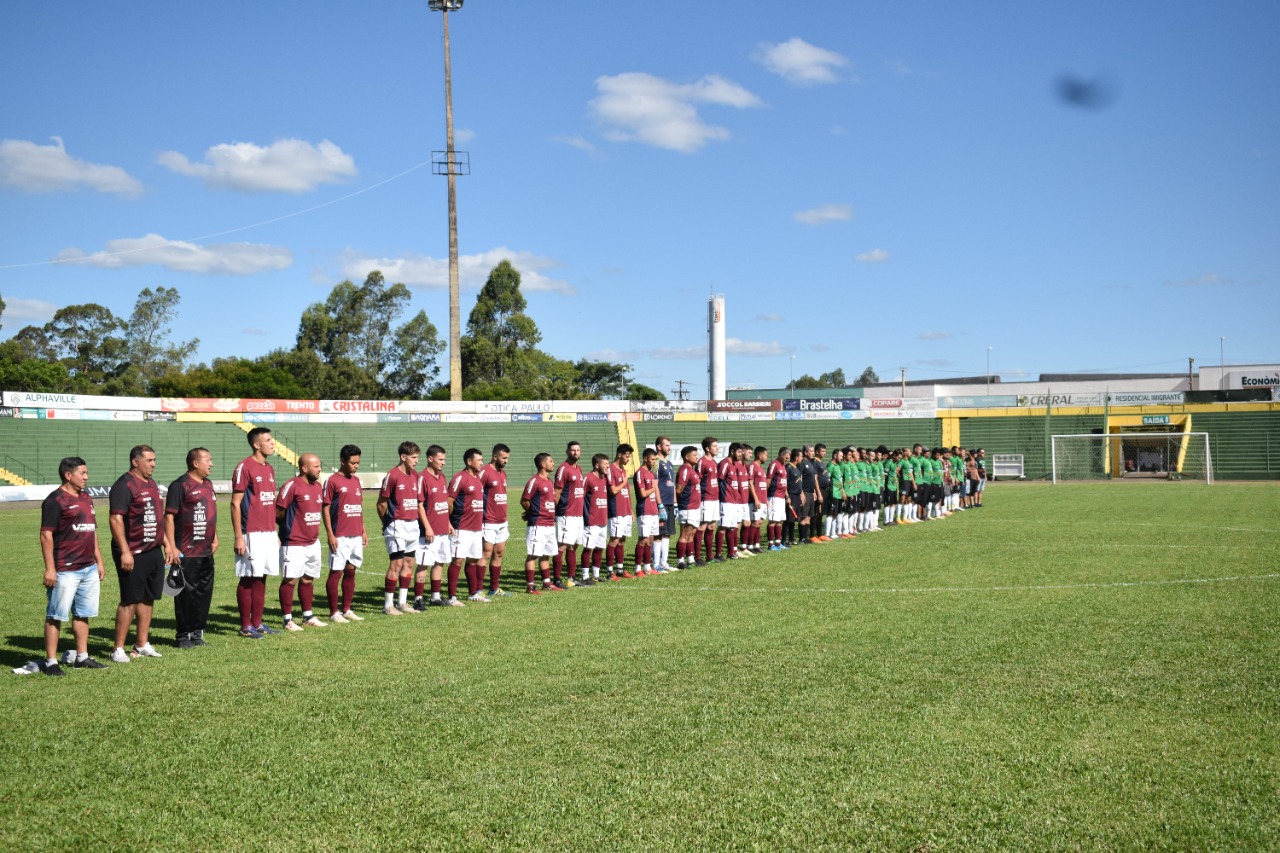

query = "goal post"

[{"left": 1051, "top": 432, "right": 1213, "bottom": 484}]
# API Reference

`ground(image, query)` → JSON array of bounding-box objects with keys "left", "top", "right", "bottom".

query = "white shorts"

[
  {"left": 608, "top": 516, "right": 633, "bottom": 538},
  {"left": 482, "top": 522, "right": 510, "bottom": 545},
  {"left": 720, "top": 502, "right": 746, "bottom": 527},
  {"left": 749, "top": 502, "right": 767, "bottom": 522},
  {"left": 556, "top": 515, "right": 585, "bottom": 547},
  {"left": 526, "top": 525, "right": 557, "bottom": 558},
  {"left": 282, "top": 542, "right": 323, "bottom": 579},
  {"left": 700, "top": 500, "right": 719, "bottom": 524},
  {"left": 383, "top": 519, "right": 419, "bottom": 556},
  {"left": 235, "top": 531, "right": 281, "bottom": 578},
  {"left": 329, "top": 536, "right": 364, "bottom": 571},
  {"left": 638, "top": 514, "right": 659, "bottom": 538},
  {"left": 584, "top": 524, "right": 608, "bottom": 550},
  {"left": 768, "top": 497, "right": 787, "bottom": 523},
  {"left": 678, "top": 507, "right": 702, "bottom": 527},
  {"left": 451, "top": 529, "right": 483, "bottom": 561},
  {"left": 417, "top": 533, "right": 452, "bottom": 567}
]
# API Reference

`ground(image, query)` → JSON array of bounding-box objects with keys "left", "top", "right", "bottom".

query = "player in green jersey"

[{"left": 825, "top": 449, "right": 845, "bottom": 540}]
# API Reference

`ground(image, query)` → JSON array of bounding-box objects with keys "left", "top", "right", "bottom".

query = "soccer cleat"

[
  {"left": 580, "top": 577, "right": 597, "bottom": 586},
  {"left": 342, "top": 610, "right": 365, "bottom": 621},
  {"left": 37, "top": 661, "right": 65, "bottom": 676},
  {"left": 255, "top": 625, "right": 281, "bottom": 635},
  {"left": 621, "top": 571, "right": 636, "bottom": 579},
  {"left": 239, "top": 627, "right": 263, "bottom": 639},
  {"left": 544, "top": 583, "right": 562, "bottom": 592},
  {"left": 467, "top": 593, "right": 491, "bottom": 603},
  {"left": 427, "top": 597, "right": 446, "bottom": 607},
  {"left": 191, "top": 635, "right": 208, "bottom": 647},
  {"left": 111, "top": 648, "right": 133, "bottom": 664},
  {"left": 527, "top": 585, "right": 542, "bottom": 595},
  {"left": 769, "top": 545, "right": 781, "bottom": 552},
  {"left": 301, "top": 616, "right": 327, "bottom": 628},
  {"left": 74, "top": 657, "right": 109, "bottom": 669},
  {"left": 445, "top": 597, "right": 465, "bottom": 607},
  {"left": 134, "top": 643, "right": 163, "bottom": 658},
  {"left": 329, "top": 612, "right": 349, "bottom": 624},
  {"left": 489, "top": 588, "right": 511, "bottom": 598},
  {"left": 413, "top": 597, "right": 427, "bottom": 613},
  {"left": 383, "top": 606, "right": 403, "bottom": 616},
  {"left": 177, "top": 637, "right": 196, "bottom": 649},
  {"left": 563, "top": 578, "right": 577, "bottom": 588},
  {"left": 283, "top": 620, "right": 305, "bottom": 632}
]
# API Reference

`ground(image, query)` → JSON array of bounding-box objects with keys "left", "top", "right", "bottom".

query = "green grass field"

[{"left": 1, "top": 482, "right": 1277, "bottom": 850}]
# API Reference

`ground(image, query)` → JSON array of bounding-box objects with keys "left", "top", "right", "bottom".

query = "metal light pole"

[
  {"left": 430, "top": 0, "right": 464, "bottom": 401},
  {"left": 1219, "top": 336, "right": 1225, "bottom": 390},
  {"left": 986, "top": 346, "right": 992, "bottom": 395},
  {"left": 789, "top": 355, "right": 796, "bottom": 398}
]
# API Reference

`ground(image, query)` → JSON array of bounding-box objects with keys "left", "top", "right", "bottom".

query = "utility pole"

[
  {"left": 671, "top": 379, "right": 690, "bottom": 402},
  {"left": 430, "top": 0, "right": 467, "bottom": 401},
  {"left": 899, "top": 367, "right": 906, "bottom": 398}
]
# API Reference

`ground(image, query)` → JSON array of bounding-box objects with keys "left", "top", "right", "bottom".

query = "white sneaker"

[
  {"left": 283, "top": 620, "right": 305, "bottom": 632},
  {"left": 467, "top": 593, "right": 491, "bottom": 603},
  {"left": 383, "top": 606, "right": 402, "bottom": 616},
  {"left": 342, "top": 610, "right": 364, "bottom": 621},
  {"left": 301, "top": 616, "right": 327, "bottom": 628},
  {"left": 329, "top": 612, "right": 348, "bottom": 624},
  {"left": 111, "top": 648, "right": 132, "bottom": 664},
  {"left": 445, "top": 597, "right": 465, "bottom": 607},
  {"left": 134, "top": 643, "right": 163, "bottom": 658}
]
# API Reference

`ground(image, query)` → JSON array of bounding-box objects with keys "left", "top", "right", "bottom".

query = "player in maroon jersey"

[
  {"left": 581, "top": 454, "right": 611, "bottom": 582},
  {"left": 16, "top": 457, "right": 108, "bottom": 675},
  {"left": 747, "top": 446, "right": 770, "bottom": 555},
  {"left": 448, "top": 448, "right": 488, "bottom": 603},
  {"left": 414, "top": 445, "right": 454, "bottom": 608},
  {"left": 376, "top": 441, "right": 420, "bottom": 615},
  {"left": 276, "top": 453, "right": 326, "bottom": 630},
  {"left": 606, "top": 444, "right": 634, "bottom": 579},
  {"left": 767, "top": 447, "right": 790, "bottom": 550},
  {"left": 697, "top": 436, "right": 721, "bottom": 564},
  {"left": 674, "top": 445, "right": 703, "bottom": 568},
  {"left": 108, "top": 445, "right": 169, "bottom": 663},
  {"left": 165, "top": 447, "right": 218, "bottom": 648},
  {"left": 520, "top": 452, "right": 560, "bottom": 593},
  {"left": 231, "top": 427, "right": 280, "bottom": 638},
  {"left": 322, "top": 444, "right": 366, "bottom": 623},
  {"left": 553, "top": 441, "right": 585, "bottom": 587},
  {"left": 478, "top": 443, "right": 511, "bottom": 598},
  {"left": 633, "top": 448, "right": 660, "bottom": 574},
  {"left": 716, "top": 443, "right": 743, "bottom": 561}
]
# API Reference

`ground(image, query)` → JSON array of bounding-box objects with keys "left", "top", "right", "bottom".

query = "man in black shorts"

[
  {"left": 786, "top": 449, "right": 806, "bottom": 545},
  {"left": 110, "top": 444, "right": 172, "bottom": 663}
]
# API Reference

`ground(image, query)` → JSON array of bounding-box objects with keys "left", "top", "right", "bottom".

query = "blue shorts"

[{"left": 46, "top": 564, "right": 100, "bottom": 621}]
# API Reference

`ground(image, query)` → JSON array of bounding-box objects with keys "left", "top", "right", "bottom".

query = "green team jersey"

[
  {"left": 930, "top": 458, "right": 944, "bottom": 484},
  {"left": 885, "top": 460, "right": 900, "bottom": 490},
  {"left": 911, "top": 456, "right": 925, "bottom": 484},
  {"left": 841, "top": 461, "right": 855, "bottom": 496},
  {"left": 852, "top": 461, "right": 867, "bottom": 493},
  {"left": 873, "top": 460, "right": 885, "bottom": 491},
  {"left": 829, "top": 463, "right": 844, "bottom": 499}
]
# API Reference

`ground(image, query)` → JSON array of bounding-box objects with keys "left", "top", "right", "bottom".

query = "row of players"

[{"left": 17, "top": 427, "right": 986, "bottom": 675}]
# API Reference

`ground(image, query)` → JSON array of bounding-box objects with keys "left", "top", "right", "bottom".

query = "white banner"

[
  {"left": 1226, "top": 370, "right": 1280, "bottom": 390},
  {"left": 1016, "top": 393, "right": 1104, "bottom": 407},
  {"left": 309, "top": 413, "right": 377, "bottom": 424},
  {"left": 2, "top": 391, "right": 158, "bottom": 411},
  {"left": 863, "top": 397, "right": 936, "bottom": 411},
  {"left": 1107, "top": 392, "right": 1186, "bottom": 407},
  {"left": 477, "top": 400, "right": 553, "bottom": 414},
  {"left": 80, "top": 409, "right": 145, "bottom": 421},
  {"left": 630, "top": 399, "right": 707, "bottom": 413},
  {"left": 399, "top": 400, "right": 476, "bottom": 414},
  {"left": 442, "top": 413, "right": 511, "bottom": 423},
  {"left": 550, "top": 400, "right": 619, "bottom": 413},
  {"left": 319, "top": 400, "right": 400, "bottom": 414},
  {"left": 869, "top": 408, "right": 936, "bottom": 419}
]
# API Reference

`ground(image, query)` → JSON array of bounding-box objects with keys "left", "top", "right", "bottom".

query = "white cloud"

[
  {"left": 454, "top": 128, "right": 477, "bottom": 145},
  {"left": 755, "top": 37, "right": 850, "bottom": 85},
  {"left": 0, "top": 137, "right": 142, "bottom": 196},
  {"left": 585, "top": 349, "right": 640, "bottom": 362},
  {"left": 56, "top": 233, "right": 292, "bottom": 275},
  {"left": 794, "top": 203, "right": 852, "bottom": 225},
  {"left": 551, "top": 134, "right": 598, "bottom": 155},
  {"left": 756, "top": 313, "right": 784, "bottom": 323},
  {"left": 856, "top": 248, "right": 890, "bottom": 263},
  {"left": 1, "top": 297, "right": 58, "bottom": 326},
  {"left": 726, "top": 338, "right": 794, "bottom": 357},
  {"left": 918, "top": 331, "right": 953, "bottom": 341},
  {"left": 810, "top": 343, "right": 831, "bottom": 353},
  {"left": 157, "top": 138, "right": 356, "bottom": 193},
  {"left": 917, "top": 358, "right": 954, "bottom": 368},
  {"left": 649, "top": 345, "right": 708, "bottom": 360},
  {"left": 591, "top": 72, "right": 763, "bottom": 153},
  {"left": 341, "top": 247, "right": 575, "bottom": 295}
]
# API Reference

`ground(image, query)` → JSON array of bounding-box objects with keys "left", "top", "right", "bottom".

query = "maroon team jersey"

[
  {"left": 277, "top": 476, "right": 323, "bottom": 546},
  {"left": 749, "top": 462, "right": 767, "bottom": 505},
  {"left": 166, "top": 473, "right": 217, "bottom": 558},
  {"left": 554, "top": 462, "right": 584, "bottom": 517},
  {"left": 448, "top": 470, "right": 485, "bottom": 532},
  {"left": 41, "top": 487, "right": 98, "bottom": 572},
  {"left": 697, "top": 456, "right": 720, "bottom": 501},
  {"left": 735, "top": 462, "right": 751, "bottom": 505},
  {"left": 606, "top": 463, "right": 632, "bottom": 518},
  {"left": 717, "top": 459, "right": 741, "bottom": 505},
  {"left": 767, "top": 460, "right": 789, "bottom": 499},
  {"left": 109, "top": 472, "right": 162, "bottom": 556},
  {"left": 676, "top": 463, "right": 702, "bottom": 511},
  {"left": 633, "top": 467, "right": 658, "bottom": 516},
  {"left": 479, "top": 465, "right": 509, "bottom": 524},
  {"left": 420, "top": 470, "right": 452, "bottom": 536},
  {"left": 583, "top": 472, "right": 609, "bottom": 527},
  {"left": 379, "top": 466, "right": 419, "bottom": 527},
  {"left": 522, "top": 475, "right": 556, "bottom": 527},
  {"left": 233, "top": 456, "right": 277, "bottom": 534},
  {"left": 322, "top": 472, "right": 364, "bottom": 539}
]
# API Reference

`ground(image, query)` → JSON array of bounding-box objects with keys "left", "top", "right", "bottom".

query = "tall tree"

[
  {"left": 118, "top": 286, "right": 200, "bottom": 394},
  {"left": 461, "top": 260, "right": 542, "bottom": 386},
  {"left": 573, "top": 358, "right": 632, "bottom": 399},
  {"left": 43, "top": 304, "right": 128, "bottom": 386},
  {"left": 856, "top": 366, "right": 880, "bottom": 385},
  {"left": 818, "top": 368, "right": 847, "bottom": 388},
  {"left": 383, "top": 310, "right": 445, "bottom": 399},
  {"left": 0, "top": 293, "right": 6, "bottom": 333}
]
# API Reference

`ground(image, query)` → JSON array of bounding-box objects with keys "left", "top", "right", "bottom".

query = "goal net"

[{"left": 1051, "top": 432, "right": 1213, "bottom": 484}]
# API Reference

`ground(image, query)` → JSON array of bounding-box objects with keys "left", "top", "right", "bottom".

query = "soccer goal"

[{"left": 1051, "top": 432, "right": 1213, "bottom": 484}]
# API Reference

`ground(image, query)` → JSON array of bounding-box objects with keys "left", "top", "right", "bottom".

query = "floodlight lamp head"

[{"left": 429, "top": 0, "right": 464, "bottom": 10}]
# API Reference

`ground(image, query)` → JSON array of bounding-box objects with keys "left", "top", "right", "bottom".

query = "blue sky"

[{"left": 2, "top": 0, "right": 1277, "bottom": 397}]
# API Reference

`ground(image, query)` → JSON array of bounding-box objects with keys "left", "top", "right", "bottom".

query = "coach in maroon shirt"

[
  {"left": 165, "top": 447, "right": 218, "bottom": 648},
  {"left": 110, "top": 444, "right": 171, "bottom": 662}
]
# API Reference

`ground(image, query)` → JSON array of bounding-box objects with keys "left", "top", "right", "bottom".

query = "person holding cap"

[{"left": 165, "top": 447, "right": 219, "bottom": 648}]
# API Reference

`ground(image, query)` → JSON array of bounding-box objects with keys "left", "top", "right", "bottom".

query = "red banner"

[{"left": 160, "top": 398, "right": 320, "bottom": 413}]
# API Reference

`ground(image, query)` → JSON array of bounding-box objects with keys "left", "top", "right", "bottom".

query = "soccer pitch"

[{"left": 2, "top": 483, "right": 1277, "bottom": 850}]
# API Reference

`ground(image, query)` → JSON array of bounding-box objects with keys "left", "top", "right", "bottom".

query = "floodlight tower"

[{"left": 430, "top": 0, "right": 465, "bottom": 401}]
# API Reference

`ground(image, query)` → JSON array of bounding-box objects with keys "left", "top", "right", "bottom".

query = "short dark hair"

[
  {"left": 129, "top": 444, "right": 154, "bottom": 464},
  {"left": 534, "top": 452, "right": 552, "bottom": 469},
  {"left": 815, "top": 443, "right": 827, "bottom": 452},
  {"left": 426, "top": 444, "right": 446, "bottom": 458},
  {"left": 186, "top": 447, "right": 210, "bottom": 469},
  {"left": 566, "top": 441, "right": 580, "bottom": 453},
  {"left": 701, "top": 436, "right": 717, "bottom": 451},
  {"left": 339, "top": 444, "right": 362, "bottom": 462},
  {"left": 755, "top": 446, "right": 768, "bottom": 457},
  {"left": 616, "top": 443, "right": 634, "bottom": 456},
  {"left": 398, "top": 441, "right": 420, "bottom": 457},
  {"left": 642, "top": 447, "right": 657, "bottom": 459},
  {"left": 464, "top": 448, "right": 483, "bottom": 464},
  {"left": 58, "top": 456, "right": 86, "bottom": 482},
  {"left": 246, "top": 427, "right": 272, "bottom": 448},
  {"left": 492, "top": 443, "right": 510, "bottom": 455},
  {"left": 591, "top": 453, "right": 609, "bottom": 466},
  {"left": 681, "top": 446, "right": 699, "bottom": 461},
  {"left": 655, "top": 435, "right": 671, "bottom": 445}
]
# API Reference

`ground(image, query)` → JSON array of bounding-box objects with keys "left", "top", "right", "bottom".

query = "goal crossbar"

[{"left": 1051, "top": 432, "right": 1213, "bottom": 485}]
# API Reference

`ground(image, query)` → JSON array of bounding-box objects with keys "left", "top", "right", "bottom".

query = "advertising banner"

[
  {"left": 442, "top": 413, "right": 511, "bottom": 423},
  {"left": 780, "top": 397, "right": 860, "bottom": 412},
  {"left": 376, "top": 413, "right": 409, "bottom": 423},
  {"left": 1225, "top": 370, "right": 1280, "bottom": 390},
  {"left": 708, "top": 412, "right": 776, "bottom": 422},
  {"left": 2, "top": 391, "right": 157, "bottom": 411},
  {"left": 630, "top": 400, "right": 707, "bottom": 413},
  {"left": 864, "top": 397, "right": 936, "bottom": 412},
  {"left": 160, "top": 397, "right": 316, "bottom": 414},
  {"left": 553, "top": 400, "right": 618, "bottom": 414},
  {"left": 607, "top": 412, "right": 642, "bottom": 421},
  {"left": 36, "top": 408, "right": 80, "bottom": 420},
  {"left": 400, "top": 400, "right": 476, "bottom": 414},
  {"left": 0, "top": 406, "right": 16, "bottom": 418},
  {"left": 512, "top": 413, "right": 544, "bottom": 423},
  {"left": 309, "top": 413, "right": 377, "bottom": 424},
  {"left": 545, "top": 413, "right": 576, "bottom": 423},
  {"left": 674, "top": 412, "right": 709, "bottom": 422},
  {"left": 707, "top": 399, "right": 781, "bottom": 413},
  {"left": 869, "top": 408, "right": 936, "bottom": 419},
  {"left": 1107, "top": 392, "right": 1186, "bottom": 407},
  {"left": 1016, "top": 393, "right": 1104, "bottom": 407},
  {"left": 175, "top": 412, "right": 243, "bottom": 423},
  {"left": 774, "top": 411, "right": 805, "bottom": 421},
  {"left": 319, "top": 400, "right": 401, "bottom": 414},
  {"left": 144, "top": 411, "right": 176, "bottom": 422},
  {"left": 937, "top": 395, "right": 1019, "bottom": 409},
  {"left": 409, "top": 413, "right": 442, "bottom": 423},
  {"left": 576, "top": 413, "right": 609, "bottom": 422},
  {"left": 642, "top": 412, "right": 674, "bottom": 421},
  {"left": 81, "top": 410, "right": 145, "bottom": 422},
  {"left": 478, "top": 401, "right": 553, "bottom": 414}
]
